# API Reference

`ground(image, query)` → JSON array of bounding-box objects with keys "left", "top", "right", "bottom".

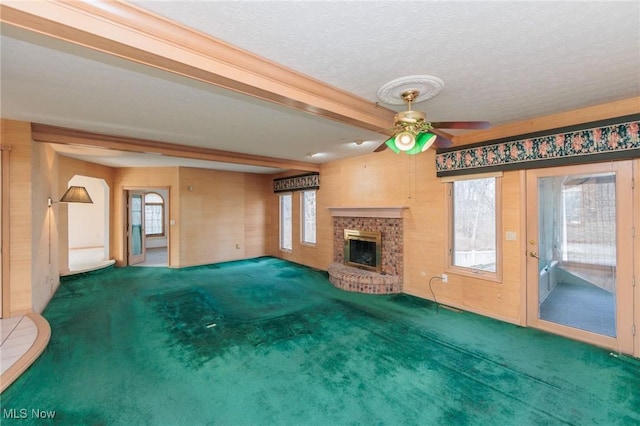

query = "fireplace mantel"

[{"left": 328, "top": 206, "right": 407, "bottom": 218}]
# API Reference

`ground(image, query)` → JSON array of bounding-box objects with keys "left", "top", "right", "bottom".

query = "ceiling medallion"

[{"left": 377, "top": 75, "right": 445, "bottom": 105}]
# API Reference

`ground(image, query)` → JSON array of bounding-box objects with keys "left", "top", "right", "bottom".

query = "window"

[
  {"left": 301, "top": 190, "right": 316, "bottom": 244},
  {"left": 563, "top": 185, "right": 583, "bottom": 225},
  {"left": 448, "top": 175, "right": 501, "bottom": 279},
  {"left": 279, "top": 193, "right": 292, "bottom": 251},
  {"left": 144, "top": 192, "right": 164, "bottom": 236}
]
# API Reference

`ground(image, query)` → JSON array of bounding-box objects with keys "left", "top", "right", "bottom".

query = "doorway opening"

[
  {"left": 126, "top": 188, "right": 169, "bottom": 267},
  {"left": 66, "top": 175, "right": 114, "bottom": 274}
]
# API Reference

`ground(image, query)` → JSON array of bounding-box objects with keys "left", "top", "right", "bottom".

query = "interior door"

[
  {"left": 128, "top": 191, "right": 146, "bottom": 265},
  {"left": 526, "top": 161, "right": 634, "bottom": 354}
]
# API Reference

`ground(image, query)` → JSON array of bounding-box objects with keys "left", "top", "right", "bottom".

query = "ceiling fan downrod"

[
  {"left": 401, "top": 90, "right": 419, "bottom": 109},
  {"left": 394, "top": 90, "right": 431, "bottom": 132}
]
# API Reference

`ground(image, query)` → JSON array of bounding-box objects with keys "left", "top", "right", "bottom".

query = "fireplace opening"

[{"left": 344, "top": 229, "right": 381, "bottom": 273}]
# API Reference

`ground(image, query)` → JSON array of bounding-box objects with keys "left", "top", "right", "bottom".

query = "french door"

[
  {"left": 127, "top": 191, "right": 146, "bottom": 265},
  {"left": 526, "top": 161, "right": 634, "bottom": 354}
]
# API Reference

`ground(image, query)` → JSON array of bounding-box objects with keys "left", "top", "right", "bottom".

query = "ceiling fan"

[{"left": 374, "top": 89, "right": 491, "bottom": 154}]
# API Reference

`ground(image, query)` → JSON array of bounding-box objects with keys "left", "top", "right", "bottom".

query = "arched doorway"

[{"left": 66, "top": 175, "right": 113, "bottom": 273}]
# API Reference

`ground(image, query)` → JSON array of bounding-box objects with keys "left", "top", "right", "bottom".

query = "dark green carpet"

[{"left": 2, "top": 257, "right": 639, "bottom": 425}]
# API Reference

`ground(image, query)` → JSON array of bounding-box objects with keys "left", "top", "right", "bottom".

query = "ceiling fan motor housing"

[{"left": 395, "top": 110, "right": 426, "bottom": 125}]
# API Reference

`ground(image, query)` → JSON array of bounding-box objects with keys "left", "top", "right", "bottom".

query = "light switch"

[{"left": 505, "top": 231, "right": 517, "bottom": 241}]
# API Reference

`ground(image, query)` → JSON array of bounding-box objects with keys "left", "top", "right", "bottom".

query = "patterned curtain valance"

[
  {"left": 436, "top": 118, "right": 640, "bottom": 177},
  {"left": 273, "top": 172, "right": 320, "bottom": 193}
]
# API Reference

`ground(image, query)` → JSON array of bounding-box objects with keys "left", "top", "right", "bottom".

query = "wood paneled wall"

[
  {"left": 243, "top": 173, "right": 272, "bottom": 258},
  {"left": 179, "top": 167, "right": 243, "bottom": 266},
  {"left": 1, "top": 120, "right": 34, "bottom": 315},
  {"left": 31, "top": 142, "right": 58, "bottom": 314},
  {"left": 178, "top": 168, "right": 271, "bottom": 266}
]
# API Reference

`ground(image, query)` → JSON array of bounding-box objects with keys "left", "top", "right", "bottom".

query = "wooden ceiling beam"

[
  {"left": 31, "top": 123, "right": 320, "bottom": 172},
  {"left": 0, "top": 1, "right": 394, "bottom": 134}
]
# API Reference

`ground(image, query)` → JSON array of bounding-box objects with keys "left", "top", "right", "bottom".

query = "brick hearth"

[
  {"left": 328, "top": 208, "right": 405, "bottom": 294},
  {"left": 328, "top": 262, "right": 402, "bottom": 294}
]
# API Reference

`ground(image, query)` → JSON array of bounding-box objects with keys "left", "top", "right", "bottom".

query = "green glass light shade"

[
  {"left": 385, "top": 136, "right": 401, "bottom": 154},
  {"left": 406, "top": 132, "right": 437, "bottom": 155},
  {"left": 385, "top": 132, "right": 436, "bottom": 155}
]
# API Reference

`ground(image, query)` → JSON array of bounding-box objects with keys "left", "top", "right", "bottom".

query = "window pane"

[
  {"left": 145, "top": 205, "right": 164, "bottom": 235},
  {"left": 145, "top": 193, "right": 163, "bottom": 204},
  {"left": 301, "top": 191, "right": 316, "bottom": 244},
  {"left": 452, "top": 178, "right": 496, "bottom": 272},
  {"left": 280, "top": 194, "right": 292, "bottom": 250}
]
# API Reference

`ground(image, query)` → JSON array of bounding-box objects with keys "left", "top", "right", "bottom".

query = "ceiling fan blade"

[
  {"left": 431, "top": 121, "right": 491, "bottom": 130},
  {"left": 434, "top": 136, "right": 454, "bottom": 149},
  {"left": 430, "top": 128, "right": 455, "bottom": 149},
  {"left": 430, "top": 128, "right": 454, "bottom": 140},
  {"left": 374, "top": 141, "right": 388, "bottom": 152},
  {"left": 373, "top": 135, "right": 395, "bottom": 152}
]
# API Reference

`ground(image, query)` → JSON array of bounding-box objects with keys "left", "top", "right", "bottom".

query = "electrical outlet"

[{"left": 441, "top": 273, "right": 448, "bottom": 283}]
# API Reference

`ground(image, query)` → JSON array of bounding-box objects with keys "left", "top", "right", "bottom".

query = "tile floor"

[
  {"left": 135, "top": 247, "right": 168, "bottom": 267},
  {"left": 1, "top": 316, "right": 37, "bottom": 375}
]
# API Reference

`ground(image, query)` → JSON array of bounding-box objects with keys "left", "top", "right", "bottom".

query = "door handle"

[{"left": 529, "top": 251, "right": 540, "bottom": 259}]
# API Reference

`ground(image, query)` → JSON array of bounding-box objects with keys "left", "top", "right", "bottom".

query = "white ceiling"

[{"left": 1, "top": 1, "right": 639, "bottom": 173}]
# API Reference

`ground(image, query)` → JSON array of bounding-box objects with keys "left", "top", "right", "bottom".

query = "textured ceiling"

[
  {"left": 132, "top": 1, "right": 639, "bottom": 123},
  {"left": 1, "top": 1, "right": 639, "bottom": 172}
]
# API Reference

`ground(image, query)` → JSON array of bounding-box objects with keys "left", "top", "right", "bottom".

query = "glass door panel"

[
  {"left": 526, "top": 161, "right": 634, "bottom": 354},
  {"left": 128, "top": 191, "right": 145, "bottom": 265},
  {"left": 537, "top": 173, "right": 616, "bottom": 336}
]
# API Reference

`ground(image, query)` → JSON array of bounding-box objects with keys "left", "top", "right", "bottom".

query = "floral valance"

[
  {"left": 273, "top": 172, "right": 320, "bottom": 193},
  {"left": 436, "top": 118, "right": 640, "bottom": 177}
]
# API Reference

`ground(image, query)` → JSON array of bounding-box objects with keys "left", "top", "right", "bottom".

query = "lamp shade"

[{"left": 59, "top": 186, "right": 93, "bottom": 203}]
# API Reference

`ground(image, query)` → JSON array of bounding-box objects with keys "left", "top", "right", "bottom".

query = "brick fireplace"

[{"left": 327, "top": 207, "right": 406, "bottom": 294}]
